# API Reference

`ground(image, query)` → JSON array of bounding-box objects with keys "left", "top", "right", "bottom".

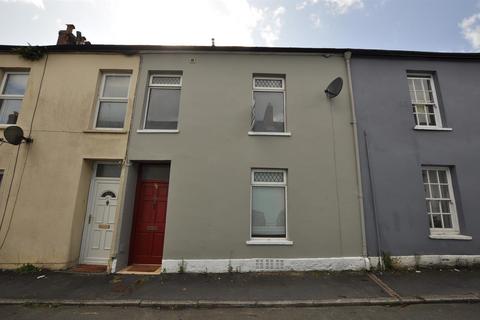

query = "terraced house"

[
  {"left": 0, "top": 26, "right": 140, "bottom": 270},
  {"left": 113, "top": 48, "right": 365, "bottom": 273},
  {"left": 2, "top": 27, "right": 479, "bottom": 273},
  {"left": 351, "top": 50, "right": 480, "bottom": 268}
]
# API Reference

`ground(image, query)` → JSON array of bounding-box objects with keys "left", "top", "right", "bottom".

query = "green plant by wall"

[
  {"left": 178, "top": 258, "right": 186, "bottom": 274},
  {"left": 381, "top": 251, "right": 393, "bottom": 271},
  {"left": 15, "top": 264, "right": 41, "bottom": 274},
  {"left": 12, "top": 44, "right": 46, "bottom": 61}
]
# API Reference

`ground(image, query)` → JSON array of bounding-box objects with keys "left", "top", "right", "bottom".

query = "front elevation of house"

[
  {"left": 351, "top": 51, "right": 480, "bottom": 268},
  {"left": 0, "top": 39, "right": 139, "bottom": 270},
  {"left": 111, "top": 49, "right": 366, "bottom": 273}
]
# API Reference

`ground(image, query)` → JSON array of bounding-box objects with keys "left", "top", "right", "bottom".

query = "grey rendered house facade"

[
  {"left": 351, "top": 51, "right": 480, "bottom": 267},
  {"left": 111, "top": 48, "right": 367, "bottom": 273}
]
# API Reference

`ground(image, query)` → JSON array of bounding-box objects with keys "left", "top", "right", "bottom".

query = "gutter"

[
  {"left": 2, "top": 45, "right": 480, "bottom": 59},
  {"left": 343, "top": 51, "right": 368, "bottom": 266}
]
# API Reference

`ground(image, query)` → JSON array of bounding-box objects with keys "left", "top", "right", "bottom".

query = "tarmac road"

[{"left": 1, "top": 303, "right": 480, "bottom": 320}]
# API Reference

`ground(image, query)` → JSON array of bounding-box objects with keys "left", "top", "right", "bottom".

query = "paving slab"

[
  {"left": 0, "top": 271, "right": 386, "bottom": 301},
  {"left": 376, "top": 269, "right": 480, "bottom": 297}
]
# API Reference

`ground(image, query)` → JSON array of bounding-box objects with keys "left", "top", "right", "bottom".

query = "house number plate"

[
  {"left": 98, "top": 224, "right": 110, "bottom": 229},
  {"left": 146, "top": 226, "right": 158, "bottom": 231}
]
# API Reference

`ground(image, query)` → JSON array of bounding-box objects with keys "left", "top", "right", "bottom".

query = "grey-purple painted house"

[{"left": 350, "top": 50, "right": 480, "bottom": 268}]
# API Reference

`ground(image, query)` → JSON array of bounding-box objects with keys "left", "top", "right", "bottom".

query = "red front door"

[{"left": 129, "top": 180, "right": 168, "bottom": 264}]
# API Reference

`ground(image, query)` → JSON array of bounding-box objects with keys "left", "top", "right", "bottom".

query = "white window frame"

[
  {"left": 408, "top": 74, "right": 443, "bottom": 129},
  {"left": 422, "top": 166, "right": 460, "bottom": 236},
  {"left": 248, "top": 169, "right": 292, "bottom": 245},
  {"left": 250, "top": 76, "right": 287, "bottom": 134},
  {"left": 141, "top": 74, "right": 182, "bottom": 132},
  {"left": 0, "top": 71, "right": 29, "bottom": 126},
  {"left": 93, "top": 73, "right": 131, "bottom": 130}
]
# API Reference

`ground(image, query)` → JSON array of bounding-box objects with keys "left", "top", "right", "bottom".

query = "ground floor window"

[
  {"left": 251, "top": 169, "right": 287, "bottom": 238},
  {"left": 422, "top": 166, "right": 459, "bottom": 235}
]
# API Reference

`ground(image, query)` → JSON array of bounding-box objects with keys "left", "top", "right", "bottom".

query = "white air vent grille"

[{"left": 255, "top": 259, "right": 285, "bottom": 271}]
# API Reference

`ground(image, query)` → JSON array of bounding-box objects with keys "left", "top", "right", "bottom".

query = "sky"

[{"left": 1, "top": 0, "right": 480, "bottom": 52}]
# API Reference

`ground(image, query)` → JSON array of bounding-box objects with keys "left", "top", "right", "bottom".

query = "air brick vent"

[{"left": 255, "top": 258, "right": 285, "bottom": 271}]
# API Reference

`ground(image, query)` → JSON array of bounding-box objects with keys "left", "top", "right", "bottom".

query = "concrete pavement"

[{"left": 0, "top": 269, "right": 479, "bottom": 308}]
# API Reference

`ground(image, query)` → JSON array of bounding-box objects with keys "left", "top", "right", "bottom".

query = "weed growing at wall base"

[{"left": 15, "top": 264, "right": 41, "bottom": 274}]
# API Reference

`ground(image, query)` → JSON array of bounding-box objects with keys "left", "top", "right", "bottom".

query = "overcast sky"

[{"left": 0, "top": 0, "right": 480, "bottom": 51}]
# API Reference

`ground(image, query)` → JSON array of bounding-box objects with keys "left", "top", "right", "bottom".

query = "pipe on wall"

[
  {"left": 343, "top": 51, "right": 368, "bottom": 265},
  {"left": 364, "top": 130, "right": 384, "bottom": 269}
]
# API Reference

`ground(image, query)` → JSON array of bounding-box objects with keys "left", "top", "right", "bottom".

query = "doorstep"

[
  {"left": 117, "top": 264, "right": 162, "bottom": 275},
  {"left": 68, "top": 264, "right": 107, "bottom": 274}
]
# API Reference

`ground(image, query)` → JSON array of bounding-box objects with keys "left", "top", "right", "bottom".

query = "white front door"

[{"left": 80, "top": 165, "right": 121, "bottom": 265}]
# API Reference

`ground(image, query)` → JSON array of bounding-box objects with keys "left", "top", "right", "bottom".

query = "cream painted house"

[{"left": 0, "top": 46, "right": 139, "bottom": 270}]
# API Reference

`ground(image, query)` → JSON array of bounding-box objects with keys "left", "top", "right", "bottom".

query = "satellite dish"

[
  {"left": 3, "top": 126, "right": 33, "bottom": 145},
  {"left": 325, "top": 77, "right": 343, "bottom": 99}
]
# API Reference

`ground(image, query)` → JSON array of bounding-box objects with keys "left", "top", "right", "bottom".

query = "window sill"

[
  {"left": 429, "top": 234, "right": 472, "bottom": 240},
  {"left": 84, "top": 129, "right": 127, "bottom": 134},
  {"left": 0, "top": 124, "right": 15, "bottom": 129},
  {"left": 414, "top": 126, "right": 453, "bottom": 131},
  {"left": 248, "top": 131, "right": 292, "bottom": 137},
  {"left": 137, "top": 129, "right": 179, "bottom": 134},
  {"left": 246, "top": 239, "right": 293, "bottom": 246}
]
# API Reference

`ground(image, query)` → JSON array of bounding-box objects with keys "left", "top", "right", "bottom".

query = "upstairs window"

[
  {"left": 422, "top": 167, "right": 459, "bottom": 235},
  {"left": 94, "top": 74, "right": 131, "bottom": 129},
  {"left": 408, "top": 75, "right": 442, "bottom": 128},
  {"left": 251, "top": 76, "right": 285, "bottom": 133},
  {"left": 143, "top": 74, "right": 182, "bottom": 131},
  {"left": 0, "top": 72, "right": 28, "bottom": 125}
]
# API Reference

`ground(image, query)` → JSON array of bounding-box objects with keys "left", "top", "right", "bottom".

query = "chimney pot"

[{"left": 66, "top": 24, "right": 75, "bottom": 33}]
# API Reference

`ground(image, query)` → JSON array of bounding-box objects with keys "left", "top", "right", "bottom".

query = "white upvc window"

[
  {"left": 408, "top": 74, "right": 443, "bottom": 128},
  {"left": 142, "top": 74, "right": 182, "bottom": 131},
  {"left": 422, "top": 167, "right": 460, "bottom": 235},
  {"left": 94, "top": 73, "right": 131, "bottom": 129},
  {"left": 251, "top": 76, "right": 286, "bottom": 133},
  {"left": 250, "top": 169, "right": 288, "bottom": 242},
  {"left": 0, "top": 72, "right": 29, "bottom": 125}
]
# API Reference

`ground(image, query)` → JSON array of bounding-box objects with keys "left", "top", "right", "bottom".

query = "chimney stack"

[{"left": 57, "top": 24, "right": 90, "bottom": 45}]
